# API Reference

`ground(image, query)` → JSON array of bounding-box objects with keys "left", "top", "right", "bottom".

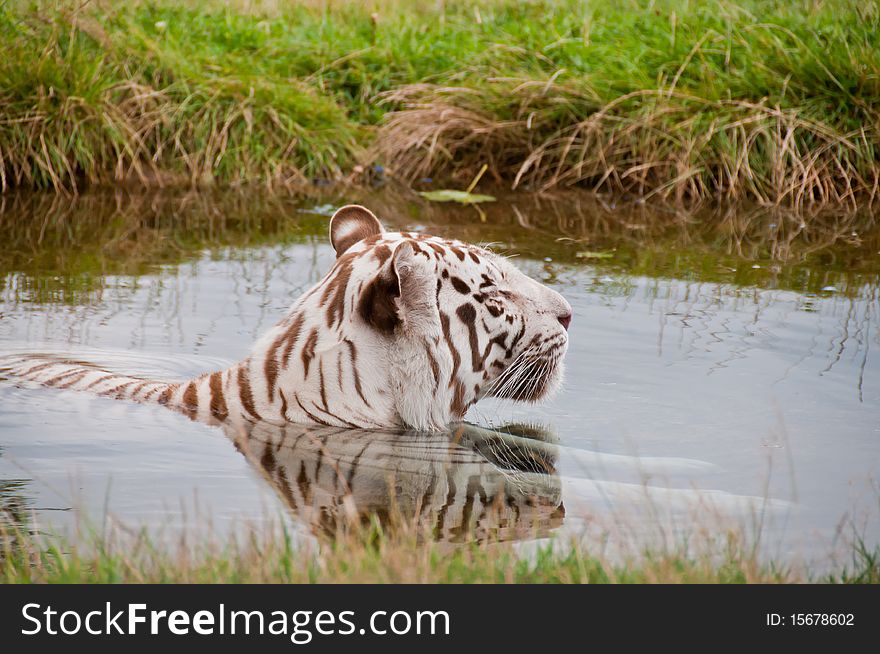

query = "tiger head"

[{"left": 273, "top": 204, "right": 571, "bottom": 431}]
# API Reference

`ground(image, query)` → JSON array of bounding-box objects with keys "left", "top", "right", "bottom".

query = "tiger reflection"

[{"left": 221, "top": 420, "right": 565, "bottom": 543}]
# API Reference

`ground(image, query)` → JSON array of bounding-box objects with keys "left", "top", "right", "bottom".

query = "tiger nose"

[{"left": 557, "top": 313, "right": 572, "bottom": 331}]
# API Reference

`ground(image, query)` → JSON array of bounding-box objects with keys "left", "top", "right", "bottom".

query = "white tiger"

[
  {"left": 228, "top": 420, "right": 565, "bottom": 542},
  {"left": 1, "top": 205, "right": 572, "bottom": 431}
]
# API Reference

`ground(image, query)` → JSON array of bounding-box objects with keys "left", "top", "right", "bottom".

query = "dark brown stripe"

[
  {"left": 265, "top": 311, "right": 304, "bottom": 400},
  {"left": 301, "top": 329, "right": 318, "bottom": 378},
  {"left": 336, "top": 350, "right": 344, "bottom": 391},
  {"left": 424, "top": 341, "right": 440, "bottom": 391},
  {"left": 320, "top": 252, "right": 356, "bottom": 328},
  {"left": 269, "top": 461, "right": 297, "bottom": 509},
  {"left": 281, "top": 312, "right": 306, "bottom": 367},
  {"left": 294, "top": 393, "right": 331, "bottom": 426},
  {"left": 343, "top": 339, "right": 370, "bottom": 408},
  {"left": 264, "top": 343, "right": 282, "bottom": 402},
  {"left": 260, "top": 445, "right": 277, "bottom": 474},
  {"left": 440, "top": 312, "right": 461, "bottom": 387},
  {"left": 182, "top": 382, "right": 198, "bottom": 411},
  {"left": 142, "top": 385, "right": 163, "bottom": 401},
  {"left": 308, "top": 399, "right": 360, "bottom": 429},
  {"left": 318, "top": 361, "right": 328, "bottom": 411},
  {"left": 115, "top": 381, "right": 138, "bottom": 399},
  {"left": 425, "top": 241, "right": 446, "bottom": 256},
  {"left": 456, "top": 303, "right": 485, "bottom": 372},
  {"left": 84, "top": 374, "right": 117, "bottom": 391},
  {"left": 279, "top": 388, "right": 289, "bottom": 420},
  {"left": 22, "top": 362, "right": 60, "bottom": 378},
  {"left": 373, "top": 244, "right": 392, "bottom": 265},
  {"left": 157, "top": 385, "right": 176, "bottom": 405},
  {"left": 295, "top": 461, "right": 313, "bottom": 505},
  {"left": 209, "top": 371, "right": 228, "bottom": 421},
  {"left": 128, "top": 381, "right": 150, "bottom": 399},
  {"left": 435, "top": 472, "right": 458, "bottom": 535},
  {"left": 44, "top": 367, "right": 88, "bottom": 387},
  {"left": 101, "top": 381, "right": 134, "bottom": 398},
  {"left": 54, "top": 370, "right": 89, "bottom": 389},
  {"left": 407, "top": 239, "right": 432, "bottom": 259},
  {"left": 237, "top": 364, "right": 262, "bottom": 420}
]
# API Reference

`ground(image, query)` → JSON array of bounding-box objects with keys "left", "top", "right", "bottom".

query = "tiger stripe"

[
  {"left": 343, "top": 340, "right": 370, "bottom": 408},
  {"left": 280, "top": 312, "right": 306, "bottom": 367},
  {"left": 158, "top": 386, "right": 175, "bottom": 406},
  {"left": 294, "top": 393, "right": 331, "bottom": 426},
  {"left": 278, "top": 387, "right": 289, "bottom": 420},
  {"left": 209, "top": 371, "right": 228, "bottom": 421},
  {"left": 54, "top": 370, "right": 90, "bottom": 389},
  {"left": 424, "top": 340, "right": 440, "bottom": 391},
  {"left": 321, "top": 252, "right": 356, "bottom": 328},
  {"left": 237, "top": 363, "right": 262, "bottom": 421},
  {"left": 44, "top": 368, "right": 88, "bottom": 387},
  {"left": 300, "top": 328, "right": 318, "bottom": 378},
  {"left": 106, "top": 381, "right": 136, "bottom": 399},
  {"left": 181, "top": 381, "right": 198, "bottom": 420},
  {"left": 318, "top": 361, "right": 328, "bottom": 411},
  {"left": 128, "top": 381, "right": 150, "bottom": 399}
]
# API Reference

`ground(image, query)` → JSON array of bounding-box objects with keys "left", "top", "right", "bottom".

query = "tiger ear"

[
  {"left": 358, "top": 241, "right": 439, "bottom": 336},
  {"left": 329, "top": 205, "right": 384, "bottom": 257}
]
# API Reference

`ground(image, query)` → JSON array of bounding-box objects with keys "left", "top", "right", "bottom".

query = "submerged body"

[
  {"left": 229, "top": 420, "right": 564, "bottom": 541},
  {"left": 1, "top": 206, "right": 571, "bottom": 430}
]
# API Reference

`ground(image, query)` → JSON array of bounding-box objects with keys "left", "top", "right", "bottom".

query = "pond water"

[{"left": 0, "top": 190, "right": 878, "bottom": 568}]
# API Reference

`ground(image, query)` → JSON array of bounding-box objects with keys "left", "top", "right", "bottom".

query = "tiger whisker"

[
  {"left": 494, "top": 357, "right": 536, "bottom": 400},
  {"left": 515, "top": 360, "right": 544, "bottom": 403},
  {"left": 497, "top": 357, "right": 542, "bottom": 401},
  {"left": 484, "top": 353, "right": 530, "bottom": 398}
]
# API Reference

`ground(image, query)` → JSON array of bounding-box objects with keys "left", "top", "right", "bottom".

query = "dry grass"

[
  {"left": 2, "top": 500, "right": 878, "bottom": 583},
  {"left": 0, "top": 517, "right": 858, "bottom": 584},
  {"left": 375, "top": 83, "right": 879, "bottom": 210}
]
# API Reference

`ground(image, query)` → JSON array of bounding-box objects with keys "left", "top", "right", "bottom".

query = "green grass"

[
  {"left": 0, "top": 0, "right": 878, "bottom": 206},
  {"left": 2, "top": 519, "right": 877, "bottom": 584}
]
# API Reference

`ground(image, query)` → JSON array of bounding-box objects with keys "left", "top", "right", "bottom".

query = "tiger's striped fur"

[
  {"left": 1, "top": 205, "right": 572, "bottom": 431},
  {"left": 227, "top": 420, "right": 564, "bottom": 542}
]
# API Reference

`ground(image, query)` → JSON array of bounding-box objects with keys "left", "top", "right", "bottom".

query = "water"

[{"left": 1, "top": 190, "right": 878, "bottom": 567}]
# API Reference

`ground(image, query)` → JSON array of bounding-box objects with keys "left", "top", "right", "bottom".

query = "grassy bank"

[
  {"left": 2, "top": 521, "right": 878, "bottom": 583},
  {"left": 1, "top": 0, "right": 878, "bottom": 205}
]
